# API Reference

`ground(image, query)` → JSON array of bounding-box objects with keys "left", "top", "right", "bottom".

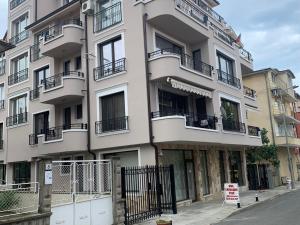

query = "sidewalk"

[{"left": 137, "top": 183, "right": 300, "bottom": 225}]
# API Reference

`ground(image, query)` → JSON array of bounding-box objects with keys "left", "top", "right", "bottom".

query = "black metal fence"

[
  {"left": 94, "top": 2, "right": 122, "bottom": 33},
  {"left": 95, "top": 116, "right": 128, "bottom": 134},
  {"left": 121, "top": 165, "right": 177, "bottom": 225},
  {"left": 222, "top": 118, "right": 246, "bottom": 133},
  {"left": 94, "top": 58, "right": 126, "bottom": 80},
  {"left": 217, "top": 69, "right": 241, "bottom": 89},
  {"left": 248, "top": 126, "right": 260, "bottom": 136},
  {"left": 8, "top": 69, "right": 29, "bottom": 86},
  {"left": 44, "top": 71, "right": 84, "bottom": 90},
  {"left": 6, "top": 112, "right": 28, "bottom": 127},
  {"left": 9, "top": 30, "right": 29, "bottom": 45}
]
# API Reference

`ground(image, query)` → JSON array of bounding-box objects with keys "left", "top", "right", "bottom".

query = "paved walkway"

[{"left": 137, "top": 183, "right": 300, "bottom": 225}]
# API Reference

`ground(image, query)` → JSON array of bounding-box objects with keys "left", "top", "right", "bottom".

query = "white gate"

[{"left": 50, "top": 160, "right": 113, "bottom": 225}]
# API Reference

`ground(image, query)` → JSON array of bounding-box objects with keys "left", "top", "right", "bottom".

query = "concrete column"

[
  {"left": 224, "top": 150, "right": 231, "bottom": 183},
  {"left": 112, "top": 157, "right": 125, "bottom": 225},
  {"left": 37, "top": 159, "right": 52, "bottom": 214},
  {"left": 242, "top": 148, "right": 249, "bottom": 189}
]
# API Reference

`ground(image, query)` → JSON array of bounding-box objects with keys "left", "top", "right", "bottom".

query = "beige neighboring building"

[
  {"left": 243, "top": 69, "right": 300, "bottom": 188},
  {"left": 0, "top": 0, "right": 261, "bottom": 202}
]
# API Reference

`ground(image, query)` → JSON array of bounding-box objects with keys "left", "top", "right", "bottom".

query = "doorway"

[{"left": 64, "top": 107, "right": 71, "bottom": 129}]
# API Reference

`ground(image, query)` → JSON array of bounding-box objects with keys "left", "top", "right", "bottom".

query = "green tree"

[{"left": 247, "top": 128, "right": 280, "bottom": 168}]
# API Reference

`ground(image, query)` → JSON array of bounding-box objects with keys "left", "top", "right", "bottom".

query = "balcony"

[
  {"left": 210, "top": 23, "right": 234, "bottom": 46},
  {"left": 29, "top": 123, "right": 88, "bottom": 155},
  {"left": 95, "top": 116, "right": 129, "bottom": 134},
  {"left": 94, "top": 58, "right": 126, "bottom": 81},
  {"left": 30, "top": 43, "right": 42, "bottom": 62},
  {"left": 270, "top": 78, "right": 295, "bottom": 102},
  {"left": 217, "top": 69, "right": 241, "bottom": 89},
  {"left": 144, "top": 0, "right": 210, "bottom": 43},
  {"left": 240, "top": 48, "right": 253, "bottom": 62},
  {"left": 222, "top": 118, "right": 246, "bottom": 133},
  {"left": 244, "top": 86, "right": 258, "bottom": 108},
  {"left": 148, "top": 49, "right": 214, "bottom": 88},
  {"left": 8, "top": 69, "right": 28, "bottom": 86},
  {"left": 248, "top": 126, "right": 260, "bottom": 137},
  {"left": 93, "top": 2, "right": 122, "bottom": 33},
  {"left": 40, "top": 19, "right": 83, "bottom": 58},
  {"left": 29, "top": 88, "right": 40, "bottom": 101},
  {"left": 6, "top": 112, "right": 28, "bottom": 127},
  {"left": 10, "top": 0, "right": 26, "bottom": 10},
  {"left": 152, "top": 111, "right": 218, "bottom": 130},
  {"left": 0, "top": 60, "right": 5, "bottom": 75},
  {"left": 275, "top": 136, "right": 300, "bottom": 147},
  {"left": 273, "top": 105, "right": 300, "bottom": 125},
  {"left": 40, "top": 71, "right": 85, "bottom": 105},
  {"left": 9, "top": 30, "right": 29, "bottom": 45}
]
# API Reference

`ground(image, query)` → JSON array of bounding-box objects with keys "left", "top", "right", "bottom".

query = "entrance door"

[
  {"left": 258, "top": 164, "right": 269, "bottom": 189},
  {"left": 200, "top": 151, "right": 210, "bottom": 195},
  {"left": 64, "top": 107, "right": 71, "bottom": 129},
  {"left": 34, "top": 111, "right": 49, "bottom": 134},
  {"left": 247, "top": 164, "right": 259, "bottom": 190},
  {"left": 192, "top": 49, "right": 202, "bottom": 72}
]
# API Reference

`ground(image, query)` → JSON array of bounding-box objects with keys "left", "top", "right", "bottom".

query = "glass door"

[
  {"left": 200, "top": 151, "right": 210, "bottom": 195},
  {"left": 64, "top": 107, "right": 72, "bottom": 129}
]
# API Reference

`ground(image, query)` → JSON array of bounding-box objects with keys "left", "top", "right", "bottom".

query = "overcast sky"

[{"left": 0, "top": 0, "right": 299, "bottom": 90}]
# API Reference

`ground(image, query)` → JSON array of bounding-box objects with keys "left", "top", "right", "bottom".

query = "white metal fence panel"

[{"left": 0, "top": 182, "right": 39, "bottom": 217}]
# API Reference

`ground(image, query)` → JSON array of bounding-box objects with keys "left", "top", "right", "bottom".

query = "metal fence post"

[
  {"left": 155, "top": 165, "right": 162, "bottom": 215},
  {"left": 169, "top": 164, "right": 177, "bottom": 214}
]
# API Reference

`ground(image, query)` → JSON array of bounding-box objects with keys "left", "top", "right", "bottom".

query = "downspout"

[
  {"left": 264, "top": 72, "right": 276, "bottom": 144},
  {"left": 84, "top": 14, "right": 96, "bottom": 160},
  {"left": 143, "top": 13, "right": 159, "bottom": 166},
  {"left": 35, "top": 0, "right": 37, "bottom": 21}
]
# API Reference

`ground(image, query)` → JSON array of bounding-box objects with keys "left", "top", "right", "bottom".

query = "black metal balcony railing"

[
  {"left": 191, "top": 0, "right": 224, "bottom": 23},
  {"left": 211, "top": 23, "right": 235, "bottom": 46},
  {"left": 8, "top": 68, "right": 29, "bottom": 86},
  {"left": 222, "top": 118, "right": 246, "bottom": 133},
  {"left": 248, "top": 126, "right": 260, "bottom": 137},
  {"left": 94, "top": 58, "right": 126, "bottom": 80},
  {"left": 240, "top": 48, "right": 253, "bottom": 62},
  {"left": 30, "top": 43, "right": 42, "bottom": 62},
  {"left": 244, "top": 86, "right": 256, "bottom": 99},
  {"left": 6, "top": 112, "right": 28, "bottom": 127},
  {"left": 217, "top": 70, "right": 241, "bottom": 89},
  {"left": 94, "top": 2, "right": 122, "bottom": 33},
  {"left": 148, "top": 48, "right": 213, "bottom": 77},
  {"left": 152, "top": 110, "right": 218, "bottom": 130},
  {"left": 0, "top": 100, "right": 5, "bottom": 110},
  {"left": 175, "top": 0, "right": 208, "bottom": 26},
  {"left": 44, "top": 19, "right": 82, "bottom": 42},
  {"left": 10, "top": 0, "right": 26, "bottom": 10},
  {"left": 30, "top": 88, "right": 40, "bottom": 100},
  {"left": 0, "top": 60, "right": 5, "bottom": 75},
  {"left": 9, "top": 30, "right": 29, "bottom": 45},
  {"left": 44, "top": 71, "right": 84, "bottom": 90},
  {"left": 95, "top": 116, "right": 128, "bottom": 134}
]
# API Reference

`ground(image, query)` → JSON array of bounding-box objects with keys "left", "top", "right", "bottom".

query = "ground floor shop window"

[
  {"left": 200, "top": 151, "right": 210, "bottom": 195},
  {"left": 13, "top": 162, "right": 31, "bottom": 184},
  {"left": 161, "top": 150, "right": 196, "bottom": 202},
  {"left": 229, "top": 151, "right": 244, "bottom": 186}
]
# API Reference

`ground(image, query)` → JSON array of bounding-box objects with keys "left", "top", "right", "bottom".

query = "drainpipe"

[
  {"left": 264, "top": 72, "right": 276, "bottom": 144},
  {"left": 84, "top": 14, "right": 96, "bottom": 160},
  {"left": 35, "top": 0, "right": 37, "bottom": 21},
  {"left": 143, "top": 13, "right": 159, "bottom": 166}
]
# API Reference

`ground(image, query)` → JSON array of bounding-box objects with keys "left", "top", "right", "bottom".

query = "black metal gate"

[{"left": 121, "top": 165, "right": 177, "bottom": 225}]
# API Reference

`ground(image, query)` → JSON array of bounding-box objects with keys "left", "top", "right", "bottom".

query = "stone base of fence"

[{"left": 0, "top": 212, "right": 51, "bottom": 225}]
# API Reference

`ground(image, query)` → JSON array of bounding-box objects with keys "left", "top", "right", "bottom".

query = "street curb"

[{"left": 210, "top": 188, "right": 298, "bottom": 225}]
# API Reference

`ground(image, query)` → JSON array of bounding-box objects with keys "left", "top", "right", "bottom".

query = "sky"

[{"left": 0, "top": 0, "right": 299, "bottom": 89}]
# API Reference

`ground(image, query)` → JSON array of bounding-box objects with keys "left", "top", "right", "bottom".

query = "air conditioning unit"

[{"left": 82, "top": 0, "right": 94, "bottom": 15}]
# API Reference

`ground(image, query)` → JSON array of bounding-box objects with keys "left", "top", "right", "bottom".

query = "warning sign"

[{"left": 224, "top": 183, "right": 240, "bottom": 204}]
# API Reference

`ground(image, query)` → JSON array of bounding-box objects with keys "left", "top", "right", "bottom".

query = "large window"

[
  {"left": 155, "top": 35, "right": 183, "bottom": 55},
  {"left": 217, "top": 52, "right": 234, "bottom": 76},
  {"left": 7, "top": 94, "right": 28, "bottom": 126},
  {"left": 9, "top": 53, "right": 28, "bottom": 85},
  {"left": 11, "top": 13, "right": 29, "bottom": 44},
  {"left": 158, "top": 90, "right": 188, "bottom": 116},
  {"left": 13, "top": 162, "right": 31, "bottom": 184},
  {"left": 35, "top": 66, "right": 50, "bottom": 87},
  {"left": 221, "top": 98, "right": 243, "bottom": 132},
  {"left": 34, "top": 111, "right": 49, "bottom": 135}
]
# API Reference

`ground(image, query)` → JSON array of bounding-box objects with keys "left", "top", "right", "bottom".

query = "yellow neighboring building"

[{"left": 243, "top": 68, "right": 300, "bottom": 188}]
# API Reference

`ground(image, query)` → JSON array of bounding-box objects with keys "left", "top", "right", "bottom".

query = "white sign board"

[
  {"left": 45, "top": 170, "right": 53, "bottom": 185},
  {"left": 45, "top": 164, "right": 52, "bottom": 171},
  {"left": 224, "top": 183, "right": 239, "bottom": 204}
]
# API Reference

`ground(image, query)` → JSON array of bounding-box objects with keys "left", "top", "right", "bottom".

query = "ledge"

[{"left": 0, "top": 212, "right": 52, "bottom": 224}]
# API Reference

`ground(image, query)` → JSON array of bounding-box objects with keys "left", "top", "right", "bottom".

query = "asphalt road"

[{"left": 216, "top": 189, "right": 300, "bottom": 225}]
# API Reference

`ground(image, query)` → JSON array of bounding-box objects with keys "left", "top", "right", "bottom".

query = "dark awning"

[{"left": 0, "top": 40, "right": 15, "bottom": 53}]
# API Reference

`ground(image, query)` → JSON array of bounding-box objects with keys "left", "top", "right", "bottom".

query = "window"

[
  {"left": 76, "top": 104, "right": 82, "bottom": 119},
  {"left": 12, "top": 53, "right": 28, "bottom": 74},
  {"left": 217, "top": 52, "right": 234, "bottom": 76},
  {"left": 10, "top": 94, "right": 27, "bottom": 117},
  {"left": 0, "top": 83, "right": 4, "bottom": 101},
  {"left": 158, "top": 90, "right": 188, "bottom": 116},
  {"left": 75, "top": 56, "right": 81, "bottom": 70},
  {"left": 221, "top": 98, "right": 243, "bottom": 132},
  {"left": 34, "top": 111, "right": 49, "bottom": 135},
  {"left": 99, "top": 36, "right": 124, "bottom": 67},
  {"left": 13, "top": 162, "right": 31, "bottom": 184},
  {"left": 155, "top": 35, "right": 183, "bottom": 55},
  {"left": 98, "top": 91, "right": 127, "bottom": 133},
  {"left": 11, "top": 13, "right": 28, "bottom": 44},
  {"left": 64, "top": 61, "right": 71, "bottom": 75},
  {"left": 35, "top": 66, "right": 50, "bottom": 87}
]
